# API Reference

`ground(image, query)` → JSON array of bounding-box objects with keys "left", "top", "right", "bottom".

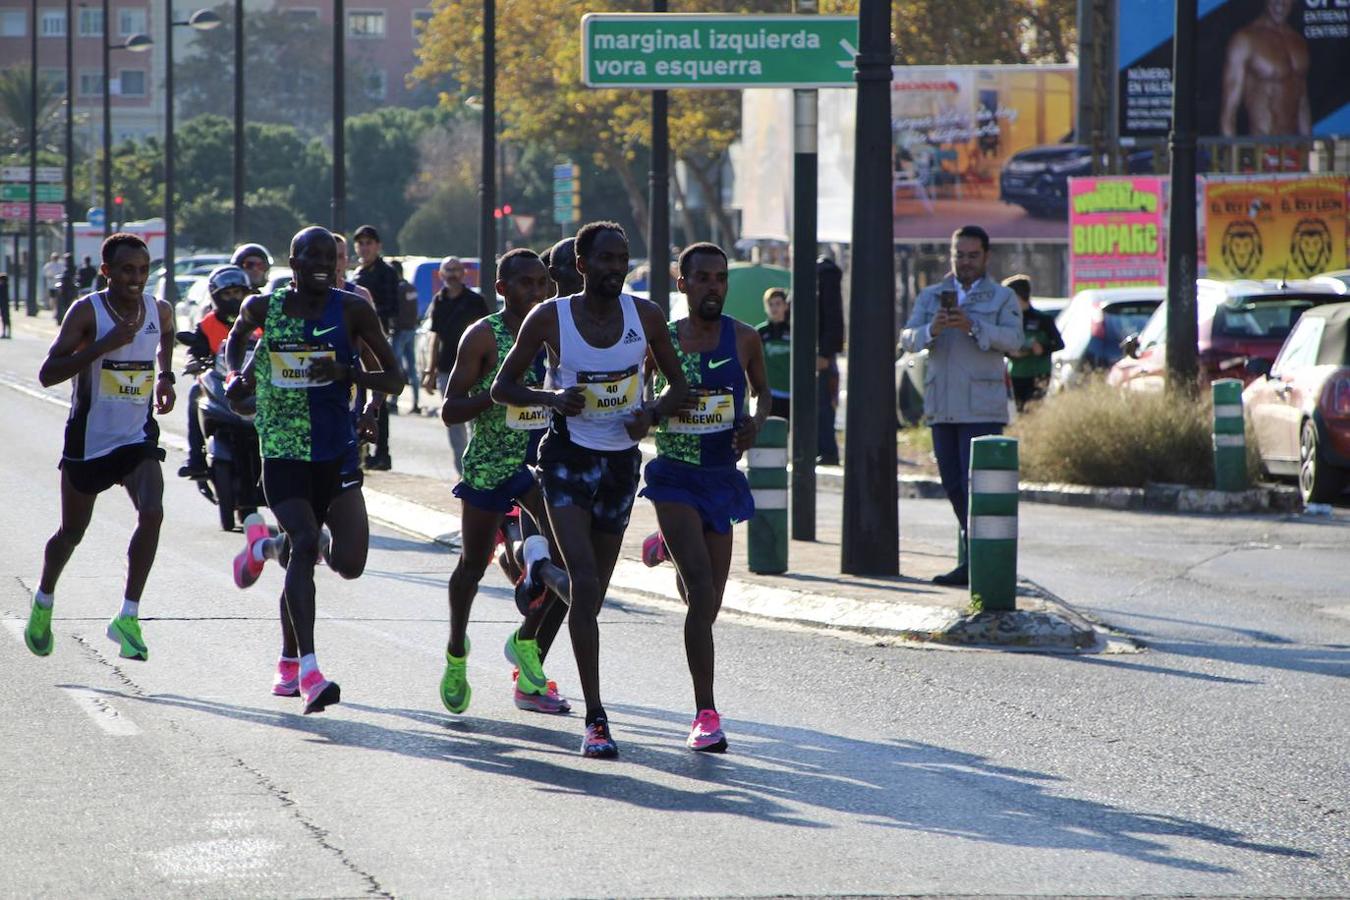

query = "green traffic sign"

[
  {"left": 582, "top": 14, "right": 857, "bottom": 89},
  {"left": 1, "top": 183, "right": 64, "bottom": 202}
]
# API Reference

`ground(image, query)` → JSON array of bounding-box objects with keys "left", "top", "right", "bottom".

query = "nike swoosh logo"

[
  {"left": 708, "top": 358, "right": 733, "bottom": 369},
  {"left": 341, "top": 480, "right": 360, "bottom": 489},
  {"left": 313, "top": 325, "right": 338, "bottom": 336}
]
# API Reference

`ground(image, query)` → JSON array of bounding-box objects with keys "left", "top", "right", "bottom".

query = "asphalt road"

[{"left": 0, "top": 327, "right": 1347, "bottom": 898}]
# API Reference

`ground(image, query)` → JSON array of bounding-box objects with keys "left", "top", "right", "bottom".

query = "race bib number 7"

[
  {"left": 99, "top": 359, "right": 153, "bottom": 404},
  {"left": 577, "top": 364, "right": 640, "bottom": 418},
  {"left": 269, "top": 341, "right": 337, "bottom": 388}
]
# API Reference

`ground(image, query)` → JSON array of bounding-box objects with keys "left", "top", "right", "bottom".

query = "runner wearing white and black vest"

[
  {"left": 492, "top": 221, "right": 688, "bottom": 759},
  {"left": 24, "top": 233, "right": 177, "bottom": 664}
]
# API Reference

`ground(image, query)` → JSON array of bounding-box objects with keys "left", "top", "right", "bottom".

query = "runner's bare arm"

[
  {"left": 492, "top": 302, "right": 583, "bottom": 414},
  {"left": 153, "top": 298, "right": 177, "bottom": 414},
  {"left": 38, "top": 297, "right": 123, "bottom": 387},
  {"left": 734, "top": 321, "right": 771, "bottom": 452},
  {"left": 439, "top": 320, "right": 495, "bottom": 425},
  {"left": 343, "top": 297, "right": 404, "bottom": 396},
  {"left": 638, "top": 299, "right": 688, "bottom": 419},
  {"left": 223, "top": 293, "right": 268, "bottom": 397}
]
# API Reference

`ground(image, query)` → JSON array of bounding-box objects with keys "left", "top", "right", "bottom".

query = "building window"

[
  {"left": 0, "top": 9, "right": 27, "bottom": 37},
  {"left": 118, "top": 69, "right": 146, "bottom": 96},
  {"left": 364, "top": 69, "right": 387, "bottom": 99},
  {"left": 78, "top": 6, "right": 104, "bottom": 36},
  {"left": 348, "top": 10, "right": 384, "bottom": 37},
  {"left": 117, "top": 7, "right": 146, "bottom": 36},
  {"left": 285, "top": 8, "right": 320, "bottom": 22},
  {"left": 412, "top": 9, "right": 432, "bottom": 37},
  {"left": 39, "top": 68, "right": 67, "bottom": 96},
  {"left": 79, "top": 70, "right": 104, "bottom": 97},
  {"left": 40, "top": 10, "right": 66, "bottom": 37}
]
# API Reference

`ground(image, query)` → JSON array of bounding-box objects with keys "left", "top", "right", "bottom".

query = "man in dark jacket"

[
  {"left": 816, "top": 254, "right": 845, "bottom": 465},
  {"left": 1002, "top": 274, "right": 1064, "bottom": 410},
  {"left": 421, "top": 255, "right": 490, "bottom": 477},
  {"left": 353, "top": 225, "right": 400, "bottom": 470}
]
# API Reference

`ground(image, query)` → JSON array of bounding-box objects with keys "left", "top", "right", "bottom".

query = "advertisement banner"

[
  {"left": 1118, "top": 0, "right": 1350, "bottom": 140},
  {"left": 1068, "top": 177, "right": 1168, "bottom": 293},
  {"left": 1203, "top": 175, "right": 1347, "bottom": 279}
]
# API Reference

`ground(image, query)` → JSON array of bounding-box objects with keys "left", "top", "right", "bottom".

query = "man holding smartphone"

[{"left": 899, "top": 225, "right": 1023, "bottom": 586}]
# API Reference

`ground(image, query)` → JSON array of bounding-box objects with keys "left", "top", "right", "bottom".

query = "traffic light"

[
  {"left": 113, "top": 195, "right": 124, "bottom": 229},
  {"left": 502, "top": 203, "right": 512, "bottom": 216}
]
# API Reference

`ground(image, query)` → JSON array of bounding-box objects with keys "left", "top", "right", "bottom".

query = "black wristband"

[{"left": 156, "top": 371, "right": 176, "bottom": 384}]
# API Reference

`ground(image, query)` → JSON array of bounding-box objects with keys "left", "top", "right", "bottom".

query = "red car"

[
  {"left": 1244, "top": 302, "right": 1350, "bottom": 503},
  {"left": 1108, "top": 279, "right": 1344, "bottom": 391}
]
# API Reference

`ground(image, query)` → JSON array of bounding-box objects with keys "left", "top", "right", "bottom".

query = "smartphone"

[{"left": 939, "top": 290, "right": 957, "bottom": 311}]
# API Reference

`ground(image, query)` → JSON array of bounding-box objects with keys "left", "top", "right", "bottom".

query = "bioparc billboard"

[
  {"left": 1068, "top": 177, "right": 1167, "bottom": 292},
  {"left": 1118, "top": 0, "right": 1350, "bottom": 140}
]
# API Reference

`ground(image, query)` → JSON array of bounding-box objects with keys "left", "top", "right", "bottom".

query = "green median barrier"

[
  {"left": 1211, "top": 379, "right": 1247, "bottom": 492},
  {"left": 747, "top": 417, "right": 788, "bottom": 574},
  {"left": 968, "top": 436, "right": 1019, "bottom": 612}
]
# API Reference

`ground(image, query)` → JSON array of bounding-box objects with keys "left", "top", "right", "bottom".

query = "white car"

[{"left": 174, "top": 276, "right": 216, "bottom": 335}]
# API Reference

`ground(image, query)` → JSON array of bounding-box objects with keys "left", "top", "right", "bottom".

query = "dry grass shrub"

[{"left": 1010, "top": 377, "right": 1251, "bottom": 488}]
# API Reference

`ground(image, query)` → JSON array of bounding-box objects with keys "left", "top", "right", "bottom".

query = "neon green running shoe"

[
  {"left": 503, "top": 630, "right": 547, "bottom": 694},
  {"left": 439, "top": 637, "right": 470, "bottom": 714},
  {"left": 24, "top": 599, "right": 53, "bottom": 657},
  {"left": 106, "top": 614, "right": 148, "bottom": 661}
]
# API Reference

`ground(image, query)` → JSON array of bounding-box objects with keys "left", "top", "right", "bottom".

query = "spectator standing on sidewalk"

[
  {"left": 756, "top": 287, "right": 791, "bottom": 420},
  {"left": 900, "top": 225, "right": 1022, "bottom": 587},
  {"left": 423, "top": 256, "right": 490, "bottom": 478},
  {"left": 77, "top": 257, "right": 98, "bottom": 292},
  {"left": 55, "top": 253, "right": 78, "bottom": 324},
  {"left": 389, "top": 260, "right": 422, "bottom": 414},
  {"left": 1002, "top": 274, "right": 1063, "bottom": 411},
  {"left": 816, "top": 254, "right": 845, "bottom": 465},
  {"left": 0, "top": 273, "right": 11, "bottom": 338},
  {"left": 353, "top": 225, "right": 400, "bottom": 470},
  {"left": 42, "top": 252, "right": 62, "bottom": 310}
]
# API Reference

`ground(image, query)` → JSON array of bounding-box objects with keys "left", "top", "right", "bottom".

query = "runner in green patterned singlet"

[{"left": 437, "top": 249, "right": 572, "bottom": 716}]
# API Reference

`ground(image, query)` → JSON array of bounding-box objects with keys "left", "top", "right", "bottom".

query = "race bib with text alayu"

[
  {"left": 99, "top": 359, "right": 153, "bottom": 404},
  {"left": 577, "top": 364, "right": 640, "bottom": 418},
  {"left": 505, "top": 403, "right": 550, "bottom": 431},
  {"left": 269, "top": 341, "right": 337, "bottom": 388},
  {"left": 666, "top": 387, "right": 735, "bottom": 434}
]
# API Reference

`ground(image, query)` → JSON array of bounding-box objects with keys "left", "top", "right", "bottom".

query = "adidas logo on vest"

[{"left": 622, "top": 328, "right": 641, "bottom": 344}]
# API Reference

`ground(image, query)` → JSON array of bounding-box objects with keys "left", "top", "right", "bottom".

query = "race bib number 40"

[
  {"left": 667, "top": 387, "right": 735, "bottom": 434},
  {"left": 269, "top": 341, "right": 337, "bottom": 388},
  {"left": 99, "top": 359, "right": 153, "bottom": 404},
  {"left": 506, "top": 403, "right": 550, "bottom": 431},
  {"left": 577, "top": 364, "right": 639, "bottom": 418}
]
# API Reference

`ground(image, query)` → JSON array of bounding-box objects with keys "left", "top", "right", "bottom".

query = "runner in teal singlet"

[{"left": 436, "top": 249, "right": 571, "bottom": 715}]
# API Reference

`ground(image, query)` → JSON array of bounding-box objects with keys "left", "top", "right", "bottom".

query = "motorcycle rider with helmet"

[
  {"left": 231, "top": 243, "right": 273, "bottom": 292},
  {"left": 178, "top": 264, "right": 252, "bottom": 479}
]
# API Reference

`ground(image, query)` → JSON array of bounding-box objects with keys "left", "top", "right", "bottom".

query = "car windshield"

[
  {"left": 1212, "top": 295, "right": 1330, "bottom": 340},
  {"left": 1103, "top": 302, "right": 1159, "bottom": 342}
]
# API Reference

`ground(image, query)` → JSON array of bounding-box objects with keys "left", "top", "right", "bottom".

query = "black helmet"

[
  {"left": 230, "top": 243, "right": 272, "bottom": 268},
  {"left": 207, "top": 264, "right": 251, "bottom": 297}
]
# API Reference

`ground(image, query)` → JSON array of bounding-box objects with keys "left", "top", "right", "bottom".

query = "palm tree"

[{"left": 0, "top": 67, "right": 63, "bottom": 156}]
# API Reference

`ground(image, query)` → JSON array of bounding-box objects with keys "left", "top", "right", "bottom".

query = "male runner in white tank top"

[
  {"left": 24, "top": 233, "right": 176, "bottom": 663},
  {"left": 493, "top": 221, "right": 688, "bottom": 758}
]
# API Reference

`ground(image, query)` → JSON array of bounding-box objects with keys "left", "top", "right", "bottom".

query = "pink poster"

[{"left": 1068, "top": 177, "right": 1167, "bottom": 293}]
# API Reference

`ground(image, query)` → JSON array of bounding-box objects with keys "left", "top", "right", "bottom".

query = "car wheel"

[{"left": 1299, "top": 419, "right": 1346, "bottom": 504}]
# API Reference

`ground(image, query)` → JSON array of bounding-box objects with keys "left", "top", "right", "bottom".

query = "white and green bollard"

[
  {"left": 1212, "top": 378, "right": 1247, "bottom": 492},
  {"left": 747, "top": 417, "right": 788, "bottom": 574},
  {"left": 968, "top": 436, "right": 1019, "bottom": 612}
]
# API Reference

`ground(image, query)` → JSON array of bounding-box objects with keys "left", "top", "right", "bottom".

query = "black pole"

[
  {"left": 840, "top": 0, "right": 897, "bottom": 575},
  {"left": 332, "top": 0, "right": 345, "bottom": 235},
  {"left": 164, "top": 0, "right": 176, "bottom": 303},
  {"left": 232, "top": 0, "right": 244, "bottom": 245},
  {"left": 478, "top": 0, "right": 495, "bottom": 291},
  {"left": 1165, "top": 0, "right": 1198, "bottom": 392},
  {"left": 788, "top": 0, "right": 818, "bottom": 540},
  {"left": 789, "top": 90, "right": 818, "bottom": 540},
  {"left": 102, "top": 0, "right": 111, "bottom": 239},
  {"left": 65, "top": 0, "right": 75, "bottom": 263},
  {"left": 27, "top": 0, "right": 38, "bottom": 315},
  {"left": 647, "top": 0, "right": 669, "bottom": 316}
]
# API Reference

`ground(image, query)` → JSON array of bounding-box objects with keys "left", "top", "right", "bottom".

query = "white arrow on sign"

[{"left": 837, "top": 39, "right": 857, "bottom": 69}]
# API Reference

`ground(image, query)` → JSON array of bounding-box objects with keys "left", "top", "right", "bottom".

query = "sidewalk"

[{"left": 360, "top": 468, "right": 1106, "bottom": 652}]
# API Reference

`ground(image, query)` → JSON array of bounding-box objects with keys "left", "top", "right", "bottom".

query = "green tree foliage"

[
  {"left": 0, "top": 68, "right": 63, "bottom": 156},
  {"left": 397, "top": 182, "right": 480, "bottom": 257}
]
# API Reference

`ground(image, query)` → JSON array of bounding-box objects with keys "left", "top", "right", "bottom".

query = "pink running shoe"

[
  {"left": 641, "top": 531, "right": 669, "bottom": 567},
  {"left": 301, "top": 669, "right": 341, "bottom": 715},
  {"left": 686, "top": 709, "right": 728, "bottom": 753},
  {"left": 272, "top": 658, "right": 300, "bottom": 697},
  {"left": 512, "top": 670, "right": 572, "bottom": 714},
  {"left": 233, "top": 513, "right": 270, "bottom": 589}
]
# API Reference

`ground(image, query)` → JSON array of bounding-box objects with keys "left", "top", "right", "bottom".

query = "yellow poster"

[{"left": 1205, "top": 176, "right": 1347, "bottom": 280}]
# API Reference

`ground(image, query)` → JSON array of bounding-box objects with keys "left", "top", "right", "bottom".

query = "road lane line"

[{"left": 59, "top": 686, "right": 143, "bottom": 736}]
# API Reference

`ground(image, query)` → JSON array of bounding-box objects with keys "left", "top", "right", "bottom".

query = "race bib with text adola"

[{"left": 577, "top": 364, "right": 640, "bottom": 418}]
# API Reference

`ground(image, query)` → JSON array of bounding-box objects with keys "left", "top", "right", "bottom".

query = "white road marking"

[{"left": 59, "top": 686, "right": 142, "bottom": 736}]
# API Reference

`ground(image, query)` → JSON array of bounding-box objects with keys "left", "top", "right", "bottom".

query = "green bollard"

[
  {"left": 968, "top": 436, "right": 1018, "bottom": 612},
  {"left": 747, "top": 417, "right": 788, "bottom": 574},
  {"left": 1212, "top": 379, "right": 1247, "bottom": 492}
]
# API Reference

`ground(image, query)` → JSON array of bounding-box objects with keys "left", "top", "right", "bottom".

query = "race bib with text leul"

[
  {"left": 505, "top": 403, "right": 550, "bottom": 431},
  {"left": 577, "top": 365, "right": 640, "bottom": 418},
  {"left": 269, "top": 341, "right": 337, "bottom": 388},
  {"left": 99, "top": 359, "right": 154, "bottom": 404},
  {"left": 666, "top": 387, "right": 735, "bottom": 434}
]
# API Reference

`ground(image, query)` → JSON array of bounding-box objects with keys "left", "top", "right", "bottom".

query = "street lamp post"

[
  {"left": 479, "top": 0, "right": 496, "bottom": 291},
  {"left": 99, "top": 0, "right": 152, "bottom": 239},
  {"left": 163, "top": 7, "right": 221, "bottom": 303},
  {"left": 26, "top": 0, "right": 37, "bottom": 315},
  {"left": 332, "top": 0, "right": 345, "bottom": 235},
  {"left": 65, "top": 0, "right": 75, "bottom": 263},
  {"left": 232, "top": 0, "right": 244, "bottom": 245}
]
